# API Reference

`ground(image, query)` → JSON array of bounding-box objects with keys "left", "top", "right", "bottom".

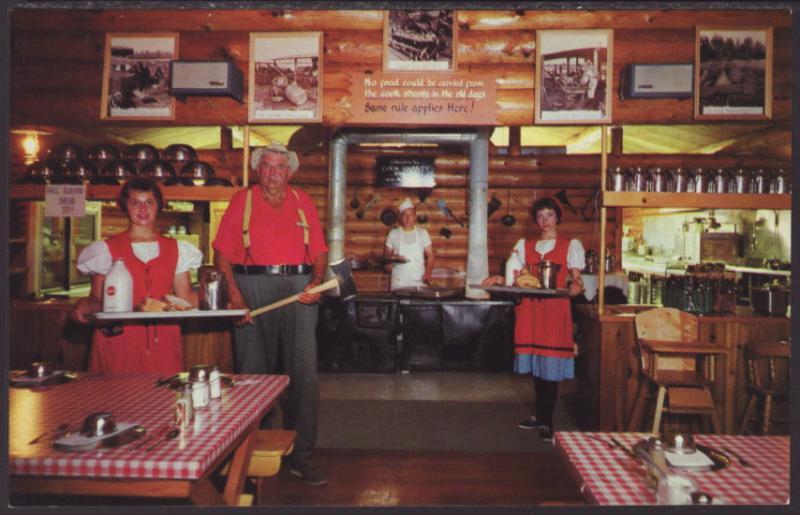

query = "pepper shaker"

[{"left": 209, "top": 366, "right": 221, "bottom": 400}]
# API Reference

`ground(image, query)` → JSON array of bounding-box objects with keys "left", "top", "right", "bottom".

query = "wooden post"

[
  {"left": 610, "top": 126, "right": 623, "bottom": 155},
  {"left": 220, "top": 127, "right": 233, "bottom": 150},
  {"left": 508, "top": 126, "right": 521, "bottom": 157},
  {"left": 598, "top": 126, "right": 608, "bottom": 313}
]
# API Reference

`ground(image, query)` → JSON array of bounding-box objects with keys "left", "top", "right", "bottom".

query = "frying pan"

[{"left": 380, "top": 208, "right": 398, "bottom": 226}]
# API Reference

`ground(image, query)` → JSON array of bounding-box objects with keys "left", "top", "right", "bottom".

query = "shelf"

[
  {"left": 9, "top": 238, "right": 28, "bottom": 245},
  {"left": 603, "top": 191, "right": 791, "bottom": 209},
  {"left": 9, "top": 184, "right": 240, "bottom": 202}
]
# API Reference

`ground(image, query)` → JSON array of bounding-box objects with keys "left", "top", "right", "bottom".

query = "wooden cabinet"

[{"left": 574, "top": 305, "right": 791, "bottom": 433}]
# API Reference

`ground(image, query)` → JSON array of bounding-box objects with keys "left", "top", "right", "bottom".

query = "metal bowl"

[
  {"left": 189, "top": 364, "right": 212, "bottom": 383},
  {"left": 48, "top": 143, "right": 83, "bottom": 163},
  {"left": 101, "top": 159, "right": 138, "bottom": 182},
  {"left": 162, "top": 144, "right": 197, "bottom": 165},
  {"left": 142, "top": 160, "right": 176, "bottom": 180},
  {"left": 663, "top": 433, "right": 697, "bottom": 455},
  {"left": 28, "top": 361, "right": 53, "bottom": 378},
  {"left": 26, "top": 160, "right": 59, "bottom": 183},
  {"left": 81, "top": 412, "right": 117, "bottom": 437},
  {"left": 86, "top": 144, "right": 120, "bottom": 167},
  {"left": 124, "top": 144, "right": 159, "bottom": 170},
  {"left": 58, "top": 159, "right": 97, "bottom": 183}
]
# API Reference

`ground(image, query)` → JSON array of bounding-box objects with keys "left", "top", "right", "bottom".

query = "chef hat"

[
  {"left": 398, "top": 197, "right": 415, "bottom": 213},
  {"left": 250, "top": 141, "right": 299, "bottom": 174}
]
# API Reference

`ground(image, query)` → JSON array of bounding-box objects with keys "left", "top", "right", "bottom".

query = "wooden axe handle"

[{"left": 249, "top": 278, "right": 339, "bottom": 317}]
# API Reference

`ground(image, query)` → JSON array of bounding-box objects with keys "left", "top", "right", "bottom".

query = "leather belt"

[{"left": 233, "top": 264, "right": 311, "bottom": 275}]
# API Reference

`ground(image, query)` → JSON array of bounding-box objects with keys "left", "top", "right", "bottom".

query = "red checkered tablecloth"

[
  {"left": 554, "top": 431, "right": 789, "bottom": 505},
  {"left": 9, "top": 373, "right": 289, "bottom": 480}
]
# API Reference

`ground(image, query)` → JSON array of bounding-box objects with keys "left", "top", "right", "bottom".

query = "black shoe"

[
  {"left": 287, "top": 456, "right": 328, "bottom": 486},
  {"left": 538, "top": 425, "right": 553, "bottom": 442},
  {"left": 517, "top": 416, "right": 538, "bottom": 430}
]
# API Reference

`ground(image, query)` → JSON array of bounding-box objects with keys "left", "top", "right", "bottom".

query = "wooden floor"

[{"left": 255, "top": 448, "right": 587, "bottom": 506}]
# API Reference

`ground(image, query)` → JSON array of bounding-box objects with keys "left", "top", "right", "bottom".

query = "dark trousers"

[
  {"left": 233, "top": 273, "right": 319, "bottom": 459},
  {"left": 534, "top": 377, "right": 559, "bottom": 429}
]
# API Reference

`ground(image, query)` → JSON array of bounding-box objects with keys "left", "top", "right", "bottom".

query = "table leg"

[
  {"left": 190, "top": 478, "right": 226, "bottom": 505},
  {"left": 222, "top": 424, "right": 258, "bottom": 506}
]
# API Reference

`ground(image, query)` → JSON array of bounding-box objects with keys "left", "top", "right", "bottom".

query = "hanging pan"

[
  {"left": 501, "top": 189, "right": 516, "bottom": 227},
  {"left": 380, "top": 208, "right": 398, "bottom": 226}
]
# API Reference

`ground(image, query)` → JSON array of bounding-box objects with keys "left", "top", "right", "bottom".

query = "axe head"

[{"left": 328, "top": 258, "right": 357, "bottom": 301}]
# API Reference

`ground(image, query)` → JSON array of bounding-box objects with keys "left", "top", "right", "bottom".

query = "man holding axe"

[{"left": 213, "top": 142, "right": 329, "bottom": 486}]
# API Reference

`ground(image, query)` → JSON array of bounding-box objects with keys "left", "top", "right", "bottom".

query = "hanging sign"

[
  {"left": 375, "top": 156, "right": 436, "bottom": 188},
  {"left": 45, "top": 184, "right": 87, "bottom": 217},
  {"left": 349, "top": 71, "right": 497, "bottom": 125}
]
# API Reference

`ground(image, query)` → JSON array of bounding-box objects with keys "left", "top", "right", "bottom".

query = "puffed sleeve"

[
  {"left": 567, "top": 238, "right": 586, "bottom": 271},
  {"left": 504, "top": 238, "right": 526, "bottom": 286},
  {"left": 175, "top": 240, "right": 204, "bottom": 273},
  {"left": 419, "top": 228, "right": 432, "bottom": 248},
  {"left": 76, "top": 240, "right": 113, "bottom": 276},
  {"left": 385, "top": 228, "right": 398, "bottom": 250}
]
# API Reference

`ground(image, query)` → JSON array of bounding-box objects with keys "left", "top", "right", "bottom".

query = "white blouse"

[
  {"left": 504, "top": 238, "right": 586, "bottom": 286},
  {"left": 77, "top": 239, "right": 203, "bottom": 276}
]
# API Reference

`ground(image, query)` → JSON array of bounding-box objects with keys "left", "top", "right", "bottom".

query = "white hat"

[
  {"left": 398, "top": 197, "right": 415, "bottom": 213},
  {"left": 250, "top": 141, "right": 299, "bottom": 174}
]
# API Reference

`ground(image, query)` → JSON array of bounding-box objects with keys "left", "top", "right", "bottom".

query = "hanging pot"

[
  {"left": 439, "top": 227, "right": 452, "bottom": 239},
  {"left": 416, "top": 214, "right": 429, "bottom": 224},
  {"left": 380, "top": 208, "right": 398, "bottom": 226},
  {"left": 501, "top": 188, "right": 516, "bottom": 227},
  {"left": 487, "top": 194, "right": 502, "bottom": 218},
  {"left": 349, "top": 188, "right": 360, "bottom": 209}
]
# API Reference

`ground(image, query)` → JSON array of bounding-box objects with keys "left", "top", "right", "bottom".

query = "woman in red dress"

[
  {"left": 483, "top": 197, "right": 585, "bottom": 441},
  {"left": 71, "top": 177, "right": 201, "bottom": 373}
]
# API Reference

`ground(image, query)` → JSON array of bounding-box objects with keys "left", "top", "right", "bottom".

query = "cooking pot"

[
  {"left": 81, "top": 412, "right": 117, "bottom": 437},
  {"left": 751, "top": 285, "right": 790, "bottom": 316},
  {"left": 86, "top": 144, "right": 120, "bottom": 168},
  {"left": 392, "top": 286, "right": 459, "bottom": 300},
  {"left": 162, "top": 143, "right": 197, "bottom": 165},
  {"left": 487, "top": 194, "right": 502, "bottom": 217},
  {"left": 536, "top": 260, "right": 561, "bottom": 289},
  {"left": 439, "top": 227, "right": 452, "bottom": 239},
  {"left": 48, "top": 143, "right": 83, "bottom": 163},
  {"left": 25, "top": 160, "right": 59, "bottom": 183},
  {"left": 124, "top": 144, "right": 159, "bottom": 171},
  {"left": 380, "top": 208, "right": 398, "bottom": 226},
  {"left": 180, "top": 160, "right": 215, "bottom": 185},
  {"left": 501, "top": 213, "right": 516, "bottom": 227},
  {"left": 608, "top": 166, "right": 628, "bottom": 192},
  {"left": 101, "top": 160, "right": 138, "bottom": 183},
  {"left": 142, "top": 160, "right": 176, "bottom": 181}
]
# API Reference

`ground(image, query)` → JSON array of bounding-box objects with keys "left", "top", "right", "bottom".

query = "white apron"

[{"left": 391, "top": 227, "right": 426, "bottom": 290}]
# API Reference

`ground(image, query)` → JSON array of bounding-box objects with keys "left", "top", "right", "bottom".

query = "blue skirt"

[{"left": 514, "top": 353, "right": 574, "bottom": 382}]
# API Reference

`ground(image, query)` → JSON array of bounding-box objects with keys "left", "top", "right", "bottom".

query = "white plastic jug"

[{"left": 103, "top": 259, "right": 133, "bottom": 312}]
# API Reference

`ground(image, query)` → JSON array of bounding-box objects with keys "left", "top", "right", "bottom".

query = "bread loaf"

[
  {"left": 137, "top": 297, "right": 169, "bottom": 312},
  {"left": 514, "top": 270, "right": 541, "bottom": 289}
]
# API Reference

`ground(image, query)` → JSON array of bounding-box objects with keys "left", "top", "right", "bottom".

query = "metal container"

[
  {"left": 711, "top": 168, "right": 729, "bottom": 193},
  {"left": 751, "top": 285, "right": 790, "bottom": 316},
  {"left": 631, "top": 167, "right": 648, "bottom": 192},
  {"left": 537, "top": 260, "right": 561, "bottom": 289},
  {"left": 691, "top": 168, "right": 709, "bottom": 193},
  {"left": 672, "top": 168, "right": 690, "bottom": 192},
  {"left": 751, "top": 168, "right": 770, "bottom": 194},
  {"left": 81, "top": 412, "right": 117, "bottom": 437},
  {"left": 124, "top": 144, "right": 159, "bottom": 171},
  {"left": 608, "top": 166, "right": 627, "bottom": 192},
  {"left": 733, "top": 168, "right": 750, "bottom": 194},
  {"left": 650, "top": 167, "right": 668, "bottom": 192},
  {"left": 28, "top": 361, "right": 53, "bottom": 378},
  {"left": 198, "top": 265, "right": 228, "bottom": 310},
  {"left": 773, "top": 168, "right": 790, "bottom": 194}
]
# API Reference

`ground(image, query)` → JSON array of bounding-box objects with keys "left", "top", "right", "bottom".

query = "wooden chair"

[
  {"left": 739, "top": 341, "right": 790, "bottom": 435},
  {"left": 626, "top": 307, "right": 726, "bottom": 434},
  {"left": 219, "top": 429, "right": 296, "bottom": 506}
]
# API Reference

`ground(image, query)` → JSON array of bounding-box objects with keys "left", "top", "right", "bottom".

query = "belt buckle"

[{"left": 279, "top": 265, "right": 289, "bottom": 275}]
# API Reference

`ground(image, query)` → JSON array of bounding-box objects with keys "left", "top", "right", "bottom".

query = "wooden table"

[
  {"left": 554, "top": 431, "right": 790, "bottom": 505},
  {"left": 9, "top": 372, "right": 289, "bottom": 505}
]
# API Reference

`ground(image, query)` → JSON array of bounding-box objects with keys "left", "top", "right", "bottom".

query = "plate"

[
  {"left": 51, "top": 423, "right": 145, "bottom": 452},
  {"left": 469, "top": 284, "right": 570, "bottom": 297},
  {"left": 92, "top": 309, "right": 248, "bottom": 321},
  {"left": 633, "top": 440, "right": 730, "bottom": 472},
  {"left": 10, "top": 371, "right": 78, "bottom": 388},
  {"left": 376, "top": 255, "right": 409, "bottom": 264}
]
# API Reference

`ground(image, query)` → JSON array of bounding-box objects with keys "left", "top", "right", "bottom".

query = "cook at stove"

[{"left": 384, "top": 197, "right": 435, "bottom": 291}]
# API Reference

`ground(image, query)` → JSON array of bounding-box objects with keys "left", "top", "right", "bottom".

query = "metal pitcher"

[
  {"left": 692, "top": 168, "right": 709, "bottom": 193},
  {"left": 733, "top": 168, "right": 750, "bottom": 194},
  {"left": 608, "top": 166, "right": 627, "bottom": 192},
  {"left": 631, "top": 167, "right": 648, "bottom": 192},
  {"left": 751, "top": 168, "right": 770, "bottom": 194},
  {"left": 672, "top": 168, "right": 690, "bottom": 192},
  {"left": 773, "top": 168, "right": 790, "bottom": 194},
  {"left": 711, "top": 168, "right": 729, "bottom": 193},
  {"left": 650, "top": 167, "right": 668, "bottom": 192},
  {"left": 537, "top": 260, "right": 561, "bottom": 289},
  {"left": 198, "top": 265, "right": 228, "bottom": 310}
]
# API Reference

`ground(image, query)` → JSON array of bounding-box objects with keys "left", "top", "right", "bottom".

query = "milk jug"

[{"left": 103, "top": 259, "right": 133, "bottom": 312}]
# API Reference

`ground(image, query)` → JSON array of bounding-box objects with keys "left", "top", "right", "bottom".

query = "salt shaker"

[
  {"left": 209, "top": 366, "right": 221, "bottom": 400},
  {"left": 191, "top": 378, "right": 209, "bottom": 409}
]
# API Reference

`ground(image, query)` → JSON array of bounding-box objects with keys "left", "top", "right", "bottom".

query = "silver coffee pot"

[
  {"left": 672, "top": 168, "right": 690, "bottom": 192},
  {"left": 536, "top": 260, "right": 561, "bottom": 290}
]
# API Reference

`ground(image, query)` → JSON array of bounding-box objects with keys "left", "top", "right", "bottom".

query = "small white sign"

[{"left": 45, "top": 184, "right": 87, "bottom": 217}]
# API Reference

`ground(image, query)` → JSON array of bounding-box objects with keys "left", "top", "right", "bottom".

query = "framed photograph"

[
  {"left": 695, "top": 27, "right": 772, "bottom": 119},
  {"left": 384, "top": 10, "right": 456, "bottom": 71},
  {"left": 535, "top": 29, "right": 612, "bottom": 124},
  {"left": 100, "top": 33, "right": 178, "bottom": 120},
  {"left": 249, "top": 32, "right": 322, "bottom": 123}
]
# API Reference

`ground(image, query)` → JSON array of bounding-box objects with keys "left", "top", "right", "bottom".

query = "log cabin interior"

[{"left": 5, "top": 3, "right": 793, "bottom": 507}]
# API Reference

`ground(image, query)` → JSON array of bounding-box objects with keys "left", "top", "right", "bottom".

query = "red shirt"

[{"left": 213, "top": 185, "right": 328, "bottom": 265}]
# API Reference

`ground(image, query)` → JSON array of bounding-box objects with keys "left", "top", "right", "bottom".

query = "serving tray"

[
  {"left": 469, "top": 284, "right": 570, "bottom": 297},
  {"left": 51, "top": 423, "right": 145, "bottom": 452},
  {"left": 92, "top": 309, "right": 248, "bottom": 321}
]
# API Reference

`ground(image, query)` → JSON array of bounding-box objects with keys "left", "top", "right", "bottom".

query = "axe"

[{"left": 249, "top": 259, "right": 357, "bottom": 317}]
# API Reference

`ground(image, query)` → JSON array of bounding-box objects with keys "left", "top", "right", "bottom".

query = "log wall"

[{"left": 10, "top": 8, "right": 791, "bottom": 126}]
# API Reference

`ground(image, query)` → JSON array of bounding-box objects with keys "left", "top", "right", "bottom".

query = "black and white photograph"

[
  {"left": 249, "top": 32, "right": 322, "bottom": 123},
  {"left": 536, "top": 29, "right": 612, "bottom": 124},
  {"left": 695, "top": 28, "right": 772, "bottom": 119},
  {"left": 384, "top": 10, "right": 456, "bottom": 71},
  {"left": 100, "top": 33, "right": 177, "bottom": 120}
]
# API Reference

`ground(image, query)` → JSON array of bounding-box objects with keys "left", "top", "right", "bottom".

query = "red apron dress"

[
  {"left": 513, "top": 235, "right": 574, "bottom": 359},
  {"left": 88, "top": 232, "right": 183, "bottom": 374}
]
